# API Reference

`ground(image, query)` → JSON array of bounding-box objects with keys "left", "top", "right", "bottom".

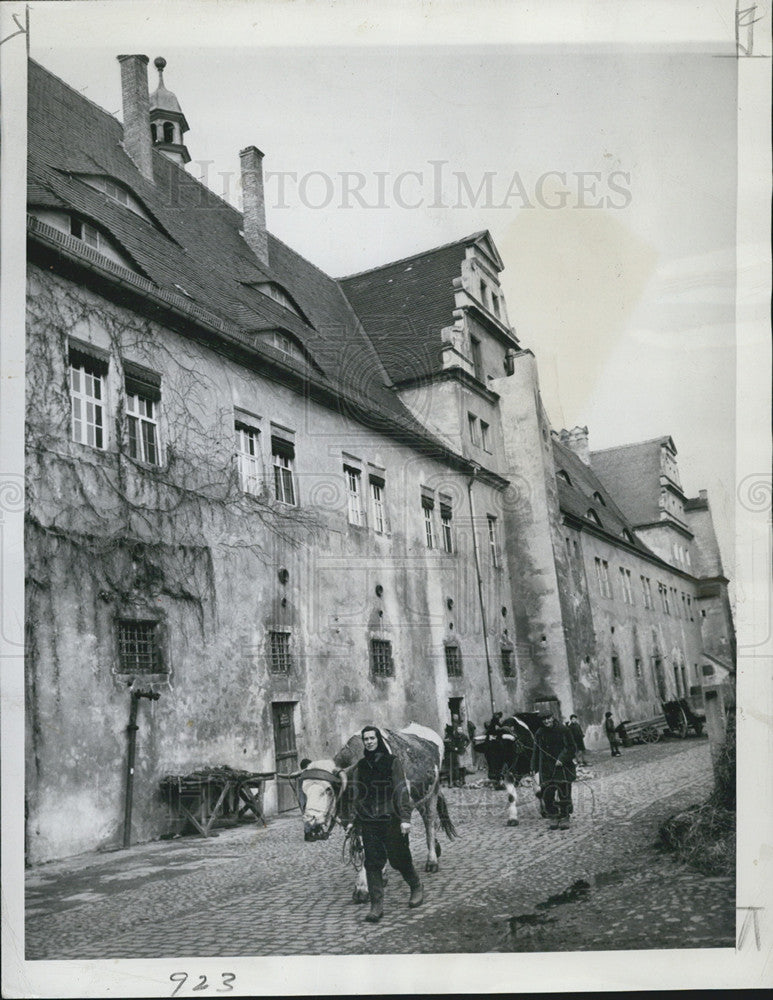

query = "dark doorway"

[
  {"left": 271, "top": 702, "right": 298, "bottom": 813},
  {"left": 654, "top": 658, "right": 666, "bottom": 701}
]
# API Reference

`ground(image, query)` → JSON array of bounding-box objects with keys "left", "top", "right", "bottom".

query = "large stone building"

[{"left": 25, "top": 54, "right": 734, "bottom": 863}]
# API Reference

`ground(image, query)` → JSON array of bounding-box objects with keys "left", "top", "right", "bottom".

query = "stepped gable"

[
  {"left": 552, "top": 437, "right": 654, "bottom": 554},
  {"left": 26, "top": 59, "right": 447, "bottom": 441},
  {"left": 339, "top": 235, "right": 485, "bottom": 384}
]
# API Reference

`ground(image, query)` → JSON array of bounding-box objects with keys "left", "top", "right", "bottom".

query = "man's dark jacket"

[{"left": 530, "top": 723, "right": 576, "bottom": 782}]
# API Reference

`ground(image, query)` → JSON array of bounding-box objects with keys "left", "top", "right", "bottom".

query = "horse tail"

[{"left": 437, "top": 792, "right": 457, "bottom": 840}]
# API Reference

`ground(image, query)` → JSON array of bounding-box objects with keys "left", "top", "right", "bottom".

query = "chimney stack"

[
  {"left": 239, "top": 146, "right": 269, "bottom": 267},
  {"left": 118, "top": 55, "right": 154, "bottom": 182},
  {"left": 559, "top": 425, "right": 591, "bottom": 465}
]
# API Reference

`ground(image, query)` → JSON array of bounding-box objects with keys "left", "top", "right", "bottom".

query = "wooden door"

[{"left": 272, "top": 702, "right": 298, "bottom": 813}]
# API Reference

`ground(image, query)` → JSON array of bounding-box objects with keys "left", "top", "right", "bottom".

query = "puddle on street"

[{"left": 508, "top": 870, "right": 632, "bottom": 936}]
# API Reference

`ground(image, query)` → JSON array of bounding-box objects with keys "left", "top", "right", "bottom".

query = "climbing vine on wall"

[{"left": 25, "top": 266, "right": 323, "bottom": 611}]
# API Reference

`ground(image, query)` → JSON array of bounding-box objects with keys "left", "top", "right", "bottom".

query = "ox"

[{"left": 288, "top": 722, "right": 457, "bottom": 902}]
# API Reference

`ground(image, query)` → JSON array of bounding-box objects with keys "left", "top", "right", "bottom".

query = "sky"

[{"left": 26, "top": 0, "right": 740, "bottom": 572}]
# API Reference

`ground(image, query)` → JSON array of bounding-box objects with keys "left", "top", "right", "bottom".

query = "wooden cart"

[{"left": 160, "top": 767, "right": 276, "bottom": 838}]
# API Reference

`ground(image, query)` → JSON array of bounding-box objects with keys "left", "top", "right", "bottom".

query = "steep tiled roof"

[
  {"left": 339, "top": 237, "right": 483, "bottom": 383},
  {"left": 26, "top": 59, "right": 451, "bottom": 444},
  {"left": 552, "top": 438, "right": 654, "bottom": 556},
  {"left": 590, "top": 438, "right": 672, "bottom": 526}
]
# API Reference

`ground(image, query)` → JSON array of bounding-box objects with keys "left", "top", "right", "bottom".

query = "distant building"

[{"left": 25, "top": 55, "right": 734, "bottom": 863}]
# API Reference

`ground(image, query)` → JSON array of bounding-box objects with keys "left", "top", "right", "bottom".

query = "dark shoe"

[
  {"left": 364, "top": 868, "right": 384, "bottom": 923},
  {"left": 405, "top": 866, "right": 424, "bottom": 908},
  {"left": 558, "top": 817, "right": 570, "bottom": 830},
  {"left": 548, "top": 820, "right": 560, "bottom": 830}
]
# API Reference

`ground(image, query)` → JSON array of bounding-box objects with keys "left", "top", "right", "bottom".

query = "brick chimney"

[
  {"left": 239, "top": 146, "right": 269, "bottom": 267},
  {"left": 117, "top": 55, "right": 153, "bottom": 182},
  {"left": 559, "top": 425, "right": 590, "bottom": 465}
]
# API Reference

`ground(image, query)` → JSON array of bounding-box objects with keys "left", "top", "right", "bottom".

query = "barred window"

[
  {"left": 501, "top": 647, "right": 516, "bottom": 678},
  {"left": 444, "top": 644, "right": 462, "bottom": 678},
  {"left": 116, "top": 620, "right": 162, "bottom": 673},
  {"left": 370, "top": 639, "right": 394, "bottom": 677},
  {"left": 612, "top": 655, "right": 621, "bottom": 680},
  {"left": 269, "top": 631, "right": 291, "bottom": 674}
]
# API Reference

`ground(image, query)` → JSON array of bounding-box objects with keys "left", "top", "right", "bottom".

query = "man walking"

[
  {"left": 605, "top": 711, "right": 622, "bottom": 757},
  {"left": 347, "top": 726, "right": 424, "bottom": 923},
  {"left": 568, "top": 714, "right": 589, "bottom": 766},
  {"left": 530, "top": 713, "right": 577, "bottom": 830}
]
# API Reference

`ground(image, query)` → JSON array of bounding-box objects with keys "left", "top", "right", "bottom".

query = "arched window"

[
  {"left": 150, "top": 123, "right": 158, "bottom": 142},
  {"left": 163, "top": 121, "right": 175, "bottom": 143}
]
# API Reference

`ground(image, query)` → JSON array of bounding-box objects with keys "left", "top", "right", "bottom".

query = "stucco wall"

[{"left": 25, "top": 265, "right": 516, "bottom": 862}]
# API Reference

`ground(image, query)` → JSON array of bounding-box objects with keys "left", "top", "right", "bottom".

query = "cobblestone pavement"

[{"left": 25, "top": 739, "right": 734, "bottom": 959}]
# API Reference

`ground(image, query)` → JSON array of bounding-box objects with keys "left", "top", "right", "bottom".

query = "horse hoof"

[
  {"left": 352, "top": 889, "right": 369, "bottom": 904},
  {"left": 506, "top": 819, "right": 520, "bottom": 827},
  {"left": 425, "top": 861, "right": 439, "bottom": 873}
]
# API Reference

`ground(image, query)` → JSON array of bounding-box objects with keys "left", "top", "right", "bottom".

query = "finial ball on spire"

[{"left": 154, "top": 57, "right": 167, "bottom": 72}]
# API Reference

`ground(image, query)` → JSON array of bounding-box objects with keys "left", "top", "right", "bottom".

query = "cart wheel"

[{"left": 641, "top": 726, "right": 660, "bottom": 744}]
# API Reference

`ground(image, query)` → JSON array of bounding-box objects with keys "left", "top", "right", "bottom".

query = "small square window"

[
  {"left": 116, "top": 620, "right": 162, "bottom": 674},
  {"left": 269, "top": 631, "right": 291, "bottom": 674},
  {"left": 370, "top": 639, "right": 394, "bottom": 677},
  {"left": 445, "top": 645, "right": 463, "bottom": 678}
]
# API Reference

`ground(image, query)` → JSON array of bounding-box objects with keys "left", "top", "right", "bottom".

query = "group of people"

[{"left": 345, "top": 709, "right": 624, "bottom": 922}]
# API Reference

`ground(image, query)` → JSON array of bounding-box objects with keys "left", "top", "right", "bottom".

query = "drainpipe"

[
  {"left": 467, "top": 467, "right": 496, "bottom": 717},
  {"left": 123, "top": 688, "right": 160, "bottom": 849}
]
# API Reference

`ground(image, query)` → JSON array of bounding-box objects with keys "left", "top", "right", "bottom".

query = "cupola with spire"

[{"left": 149, "top": 57, "right": 190, "bottom": 165}]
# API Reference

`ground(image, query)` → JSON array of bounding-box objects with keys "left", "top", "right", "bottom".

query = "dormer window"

[
  {"left": 622, "top": 529, "right": 635, "bottom": 544},
  {"left": 586, "top": 509, "right": 602, "bottom": 527},
  {"left": 163, "top": 121, "right": 175, "bottom": 143},
  {"left": 592, "top": 491, "right": 607, "bottom": 507},
  {"left": 557, "top": 470, "right": 572, "bottom": 486},
  {"left": 70, "top": 216, "right": 101, "bottom": 249},
  {"left": 251, "top": 282, "right": 309, "bottom": 323},
  {"left": 78, "top": 175, "right": 153, "bottom": 221}
]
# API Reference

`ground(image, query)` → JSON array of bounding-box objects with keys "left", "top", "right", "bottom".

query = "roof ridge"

[
  {"left": 590, "top": 435, "right": 671, "bottom": 455},
  {"left": 337, "top": 230, "right": 488, "bottom": 282},
  {"left": 29, "top": 57, "right": 127, "bottom": 128}
]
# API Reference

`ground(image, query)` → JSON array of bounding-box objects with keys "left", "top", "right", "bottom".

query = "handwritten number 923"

[{"left": 170, "top": 972, "right": 235, "bottom": 996}]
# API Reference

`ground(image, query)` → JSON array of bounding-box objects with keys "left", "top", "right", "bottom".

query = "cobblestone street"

[{"left": 25, "top": 739, "right": 734, "bottom": 960}]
